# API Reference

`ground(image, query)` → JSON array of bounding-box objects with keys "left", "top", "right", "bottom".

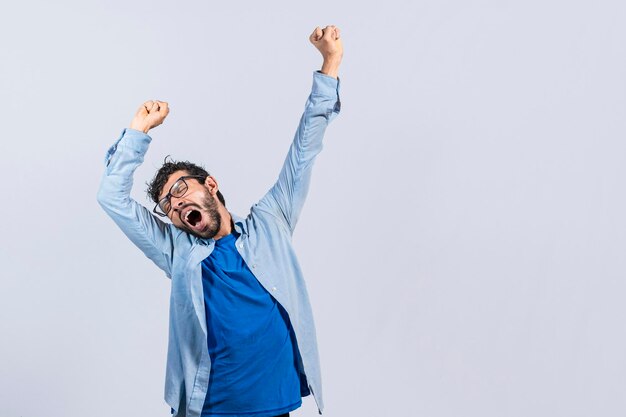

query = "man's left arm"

[{"left": 257, "top": 25, "right": 343, "bottom": 233}]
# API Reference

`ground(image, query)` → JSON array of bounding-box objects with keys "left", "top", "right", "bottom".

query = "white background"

[{"left": 1, "top": 0, "right": 626, "bottom": 416}]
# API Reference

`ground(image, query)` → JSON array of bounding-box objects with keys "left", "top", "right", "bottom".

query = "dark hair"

[{"left": 146, "top": 156, "right": 226, "bottom": 206}]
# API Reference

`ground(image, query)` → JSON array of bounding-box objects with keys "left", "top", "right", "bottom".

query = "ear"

[{"left": 204, "top": 175, "right": 219, "bottom": 196}]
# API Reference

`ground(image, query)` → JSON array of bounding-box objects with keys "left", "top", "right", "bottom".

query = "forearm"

[
  {"left": 291, "top": 71, "right": 341, "bottom": 172},
  {"left": 97, "top": 128, "right": 151, "bottom": 207}
]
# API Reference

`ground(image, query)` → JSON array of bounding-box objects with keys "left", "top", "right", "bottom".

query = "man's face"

[{"left": 158, "top": 170, "right": 222, "bottom": 239}]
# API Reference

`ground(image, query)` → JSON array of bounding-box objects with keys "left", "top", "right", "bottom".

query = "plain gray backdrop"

[{"left": 1, "top": 0, "right": 626, "bottom": 416}]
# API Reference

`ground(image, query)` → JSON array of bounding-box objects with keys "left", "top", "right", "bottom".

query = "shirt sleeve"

[
  {"left": 97, "top": 128, "right": 176, "bottom": 278},
  {"left": 256, "top": 70, "right": 341, "bottom": 234}
]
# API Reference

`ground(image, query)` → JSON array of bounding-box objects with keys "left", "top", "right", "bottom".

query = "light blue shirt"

[{"left": 97, "top": 70, "right": 341, "bottom": 417}]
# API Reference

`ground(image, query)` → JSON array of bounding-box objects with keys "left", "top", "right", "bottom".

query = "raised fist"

[
  {"left": 309, "top": 25, "right": 343, "bottom": 62},
  {"left": 129, "top": 100, "right": 170, "bottom": 134}
]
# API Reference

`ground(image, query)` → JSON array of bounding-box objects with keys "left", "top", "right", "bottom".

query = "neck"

[{"left": 212, "top": 205, "right": 233, "bottom": 240}]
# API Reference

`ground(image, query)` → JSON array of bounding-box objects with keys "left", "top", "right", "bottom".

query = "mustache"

[{"left": 179, "top": 202, "right": 202, "bottom": 212}]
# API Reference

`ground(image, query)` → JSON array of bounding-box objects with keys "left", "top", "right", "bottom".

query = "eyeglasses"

[{"left": 153, "top": 175, "right": 206, "bottom": 217}]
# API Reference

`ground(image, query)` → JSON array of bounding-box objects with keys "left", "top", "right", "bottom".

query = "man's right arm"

[{"left": 97, "top": 101, "right": 176, "bottom": 278}]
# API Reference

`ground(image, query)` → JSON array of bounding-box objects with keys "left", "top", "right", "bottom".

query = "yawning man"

[{"left": 97, "top": 25, "right": 343, "bottom": 417}]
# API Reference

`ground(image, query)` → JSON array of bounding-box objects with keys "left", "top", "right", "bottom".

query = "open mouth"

[
  {"left": 181, "top": 207, "right": 205, "bottom": 231},
  {"left": 185, "top": 209, "right": 202, "bottom": 227}
]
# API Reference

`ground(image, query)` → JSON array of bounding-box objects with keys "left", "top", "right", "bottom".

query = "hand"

[
  {"left": 129, "top": 100, "right": 170, "bottom": 134},
  {"left": 310, "top": 25, "right": 343, "bottom": 60},
  {"left": 309, "top": 25, "right": 343, "bottom": 78}
]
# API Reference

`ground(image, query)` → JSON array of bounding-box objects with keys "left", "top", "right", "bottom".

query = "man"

[{"left": 97, "top": 25, "right": 342, "bottom": 417}]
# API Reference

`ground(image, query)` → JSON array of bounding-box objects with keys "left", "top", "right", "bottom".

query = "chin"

[
  {"left": 183, "top": 218, "right": 221, "bottom": 239},
  {"left": 180, "top": 225, "right": 216, "bottom": 239}
]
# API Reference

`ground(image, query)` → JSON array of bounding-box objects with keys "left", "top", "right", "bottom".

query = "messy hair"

[{"left": 146, "top": 156, "right": 226, "bottom": 206}]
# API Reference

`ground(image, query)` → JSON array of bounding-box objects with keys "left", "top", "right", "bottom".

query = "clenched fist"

[
  {"left": 130, "top": 100, "right": 170, "bottom": 134},
  {"left": 310, "top": 25, "right": 343, "bottom": 79}
]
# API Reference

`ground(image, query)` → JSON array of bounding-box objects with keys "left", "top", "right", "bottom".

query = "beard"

[{"left": 178, "top": 192, "right": 222, "bottom": 239}]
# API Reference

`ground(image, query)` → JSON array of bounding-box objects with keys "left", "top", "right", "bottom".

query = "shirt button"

[
  {"left": 271, "top": 286, "right": 277, "bottom": 292},
  {"left": 238, "top": 243, "right": 243, "bottom": 249},
  {"left": 251, "top": 264, "right": 257, "bottom": 269}
]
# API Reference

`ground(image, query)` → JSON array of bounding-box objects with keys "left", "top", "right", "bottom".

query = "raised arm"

[
  {"left": 97, "top": 101, "right": 178, "bottom": 278},
  {"left": 258, "top": 25, "right": 343, "bottom": 233}
]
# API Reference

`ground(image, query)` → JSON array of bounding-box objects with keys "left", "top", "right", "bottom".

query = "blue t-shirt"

[{"left": 200, "top": 231, "right": 303, "bottom": 417}]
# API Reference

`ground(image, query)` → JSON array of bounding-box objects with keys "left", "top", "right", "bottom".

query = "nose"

[{"left": 170, "top": 196, "right": 185, "bottom": 212}]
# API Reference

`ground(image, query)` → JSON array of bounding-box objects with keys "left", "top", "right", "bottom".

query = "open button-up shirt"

[{"left": 96, "top": 71, "right": 341, "bottom": 417}]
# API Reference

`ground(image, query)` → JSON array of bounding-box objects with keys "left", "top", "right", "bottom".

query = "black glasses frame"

[{"left": 153, "top": 175, "right": 206, "bottom": 217}]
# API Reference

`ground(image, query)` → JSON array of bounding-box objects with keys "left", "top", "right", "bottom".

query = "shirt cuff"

[
  {"left": 312, "top": 70, "right": 340, "bottom": 98},
  {"left": 104, "top": 128, "right": 152, "bottom": 166}
]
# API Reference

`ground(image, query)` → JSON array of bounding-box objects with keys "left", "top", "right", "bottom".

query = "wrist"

[
  {"left": 129, "top": 122, "right": 150, "bottom": 134},
  {"left": 320, "top": 57, "right": 341, "bottom": 79}
]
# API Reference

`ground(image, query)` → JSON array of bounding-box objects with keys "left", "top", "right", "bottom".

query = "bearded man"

[{"left": 97, "top": 25, "right": 342, "bottom": 417}]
